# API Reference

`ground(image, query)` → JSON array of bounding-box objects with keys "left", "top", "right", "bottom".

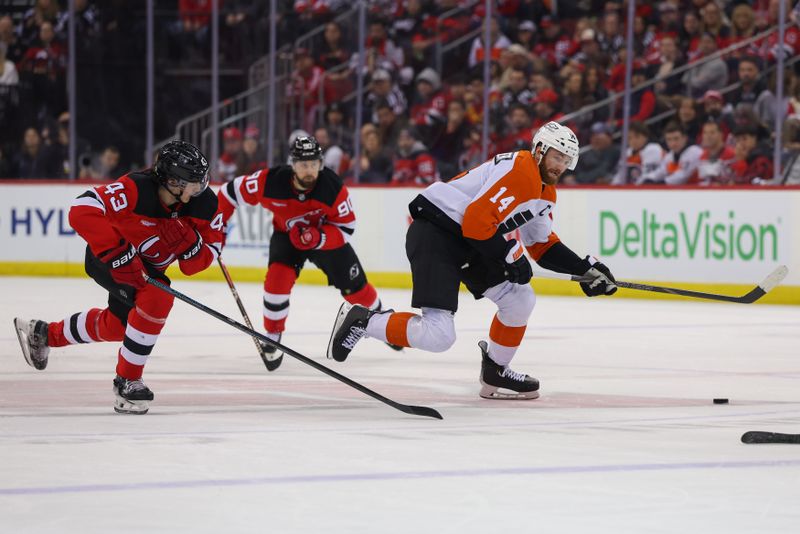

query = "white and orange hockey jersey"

[
  {"left": 418, "top": 150, "right": 561, "bottom": 261},
  {"left": 638, "top": 144, "right": 704, "bottom": 185}
]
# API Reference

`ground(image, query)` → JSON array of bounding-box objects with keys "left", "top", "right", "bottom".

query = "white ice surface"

[{"left": 1, "top": 276, "right": 799, "bottom": 534}]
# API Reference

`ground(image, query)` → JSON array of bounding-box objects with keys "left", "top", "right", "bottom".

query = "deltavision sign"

[{"left": 599, "top": 210, "right": 779, "bottom": 261}]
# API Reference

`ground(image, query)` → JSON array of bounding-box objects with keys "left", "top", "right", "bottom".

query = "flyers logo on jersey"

[{"left": 497, "top": 210, "right": 534, "bottom": 234}]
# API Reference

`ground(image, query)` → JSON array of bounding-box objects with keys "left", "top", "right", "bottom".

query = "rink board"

[{"left": 0, "top": 182, "right": 797, "bottom": 304}]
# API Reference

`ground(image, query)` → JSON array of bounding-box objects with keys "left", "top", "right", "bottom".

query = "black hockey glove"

[
  {"left": 502, "top": 239, "right": 532, "bottom": 285},
  {"left": 577, "top": 256, "right": 617, "bottom": 297}
]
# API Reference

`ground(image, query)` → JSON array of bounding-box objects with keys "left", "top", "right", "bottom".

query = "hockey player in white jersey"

[{"left": 326, "top": 122, "right": 617, "bottom": 400}]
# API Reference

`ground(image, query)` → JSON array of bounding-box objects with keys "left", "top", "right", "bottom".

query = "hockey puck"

[{"left": 713, "top": 398, "right": 729, "bottom": 404}]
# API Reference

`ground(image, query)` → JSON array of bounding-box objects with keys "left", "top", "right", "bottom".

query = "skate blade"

[
  {"left": 114, "top": 398, "right": 150, "bottom": 414},
  {"left": 479, "top": 384, "right": 540, "bottom": 400},
  {"left": 13, "top": 318, "right": 47, "bottom": 370},
  {"left": 326, "top": 302, "right": 353, "bottom": 360}
]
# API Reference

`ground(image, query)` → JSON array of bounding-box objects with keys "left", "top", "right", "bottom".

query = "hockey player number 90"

[{"left": 337, "top": 197, "right": 353, "bottom": 218}]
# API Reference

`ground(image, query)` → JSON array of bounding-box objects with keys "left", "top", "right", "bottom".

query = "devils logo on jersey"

[{"left": 138, "top": 235, "right": 177, "bottom": 268}]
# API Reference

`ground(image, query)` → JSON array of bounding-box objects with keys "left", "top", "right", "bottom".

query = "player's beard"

[
  {"left": 539, "top": 162, "right": 561, "bottom": 186},
  {"left": 293, "top": 174, "right": 318, "bottom": 191}
]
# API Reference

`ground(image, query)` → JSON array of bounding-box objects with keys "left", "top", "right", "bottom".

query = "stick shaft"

[
  {"left": 145, "top": 275, "right": 442, "bottom": 419},
  {"left": 216, "top": 257, "right": 268, "bottom": 361}
]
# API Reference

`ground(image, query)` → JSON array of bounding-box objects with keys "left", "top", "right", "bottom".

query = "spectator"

[
  {"left": 516, "top": 20, "right": 536, "bottom": 50},
  {"left": 754, "top": 67, "right": 793, "bottom": 130},
  {"left": 240, "top": 125, "right": 267, "bottom": 175},
  {"left": 531, "top": 88, "right": 562, "bottom": 130},
  {"left": 561, "top": 70, "right": 592, "bottom": 137},
  {"left": 656, "top": 2, "right": 682, "bottom": 35},
  {"left": 0, "top": 16, "right": 24, "bottom": 64},
  {"left": 393, "top": 0, "right": 432, "bottom": 73},
  {"left": 496, "top": 103, "right": 534, "bottom": 153},
  {"left": 323, "top": 102, "right": 352, "bottom": 152},
  {"left": 597, "top": 11, "right": 625, "bottom": 64},
  {"left": 315, "top": 125, "right": 349, "bottom": 176},
  {"left": 532, "top": 15, "right": 573, "bottom": 69},
  {"left": 430, "top": 99, "right": 470, "bottom": 179},
  {"left": 294, "top": 0, "right": 347, "bottom": 36},
  {"left": 18, "top": 0, "right": 61, "bottom": 49},
  {"left": 500, "top": 67, "right": 534, "bottom": 114},
  {"left": 458, "top": 124, "right": 495, "bottom": 171},
  {"left": 169, "top": 0, "right": 214, "bottom": 64},
  {"left": 217, "top": 126, "right": 244, "bottom": 183},
  {"left": 680, "top": 10, "right": 703, "bottom": 61},
  {"left": 349, "top": 17, "right": 405, "bottom": 80},
  {"left": 374, "top": 98, "right": 408, "bottom": 148},
  {"left": 584, "top": 65, "right": 610, "bottom": 123},
  {"left": 569, "top": 28, "right": 609, "bottom": 72},
  {"left": 682, "top": 32, "right": 729, "bottom": 98},
  {"left": 728, "top": 56, "right": 768, "bottom": 108},
  {"left": 757, "top": 0, "right": 800, "bottom": 63},
  {"left": 729, "top": 123, "right": 774, "bottom": 184},
  {"left": 355, "top": 129, "right": 392, "bottom": 184},
  {"left": 391, "top": 127, "right": 438, "bottom": 186},
  {"left": 47, "top": 112, "right": 90, "bottom": 178},
  {"left": 0, "top": 41, "right": 20, "bottom": 148},
  {"left": 220, "top": 1, "right": 267, "bottom": 66},
  {"left": 88, "top": 145, "right": 121, "bottom": 180},
  {"left": 365, "top": 68, "right": 407, "bottom": 124},
  {"left": 287, "top": 48, "right": 324, "bottom": 132},
  {"left": 651, "top": 35, "right": 685, "bottom": 99},
  {"left": 563, "top": 122, "right": 620, "bottom": 185},
  {"left": 317, "top": 21, "right": 351, "bottom": 70},
  {"left": 614, "top": 64, "right": 656, "bottom": 129},
  {"left": 701, "top": 90, "right": 735, "bottom": 140},
  {"left": 612, "top": 121, "right": 665, "bottom": 185},
  {"left": 700, "top": 1, "right": 731, "bottom": 49},
  {"left": 410, "top": 67, "right": 447, "bottom": 139},
  {"left": 13, "top": 127, "right": 56, "bottom": 179},
  {"left": 468, "top": 17, "right": 511, "bottom": 68},
  {"left": 697, "top": 120, "right": 736, "bottom": 185},
  {"left": 729, "top": 3, "right": 758, "bottom": 57},
  {"left": 18, "top": 21, "right": 67, "bottom": 125},
  {"left": 639, "top": 121, "right": 703, "bottom": 185},
  {"left": 676, "top": 96, "right": 703, "bottom": 144}
]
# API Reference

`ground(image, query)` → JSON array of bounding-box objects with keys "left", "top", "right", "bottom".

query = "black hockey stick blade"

[
  {"left": 146, "top": 276, "right": 443, "bottom": 420},
  {"left": 741, "top": 431, "right": 800, "bottom": 444}
]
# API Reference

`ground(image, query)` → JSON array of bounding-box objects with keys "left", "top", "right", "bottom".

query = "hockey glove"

[
  {"left": 502, "top": 239, "right": 532, "bottom": 285},
  {"left": 289, "top": 224, "right": 322, "bottom": 250},
  {"left": 159, "top": 220, "right": 203, "bottom": 260},
  {"left": 99, "top": 242, "right": 147, "bottom": 290},
  {"left": 577, "top": 256, "right": 617, "bottom": 297}
]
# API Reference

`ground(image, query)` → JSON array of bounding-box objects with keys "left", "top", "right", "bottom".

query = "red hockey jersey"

[
  {"left": 69, "top": 172, "right": 224, "bottom": 276},
  {"left": 217, "top": 165, "right": 356, "bottom": 250}
]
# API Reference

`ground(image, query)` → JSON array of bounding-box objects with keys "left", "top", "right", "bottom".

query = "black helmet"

[
  {"left": 154, "top": 140, "right": 209, "bottom": 184},
  {"left": 290, "top": 135, "right": 323, "bottom": 163}
]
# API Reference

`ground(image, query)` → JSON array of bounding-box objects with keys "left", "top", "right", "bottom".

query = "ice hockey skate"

[
  {"left": 113, "top": 376, "right": 155, "bottom": 414},
  {"left": 13, "top": 317, "right": 50, "bottom": 370},
  {"left": 259, "top": 332, "right": 284, "bottom": 371},
  {"left": 478, "top": 340, "right": 539, "bottom": 400},
  {"left": 327, "top": 302, "right": 373, "bottom": 362}
]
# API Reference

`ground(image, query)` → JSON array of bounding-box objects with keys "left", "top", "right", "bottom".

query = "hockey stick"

[
  {"left": 216, "top": 257, "right": 281, "bottom": 371},
  {"left": 145, "top": 275, "right": 443, "bottom": 420},
  {"left": 741, "top": 431, "right": 800, "bottom": 444},
  {"left": 532, "top": 265, "right": 788, "bottom": 304}
]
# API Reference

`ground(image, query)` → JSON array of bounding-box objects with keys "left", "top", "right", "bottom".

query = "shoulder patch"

[
  {"left": 311, "top": 167, "right": 344, "bottom": 206},
  {"left": 129, "top": 171, "right": 165, "bottom": 218},
  {"left": 181, "top": 188, "right": 219, "bottom": 221},
  {"left": 263, "top": 166, "right": 295, "bottom": 200}
]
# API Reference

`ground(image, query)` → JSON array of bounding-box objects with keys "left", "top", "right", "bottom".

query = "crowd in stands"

[{"left": 2, "top": 0, "right": 800, "bottom": 186}]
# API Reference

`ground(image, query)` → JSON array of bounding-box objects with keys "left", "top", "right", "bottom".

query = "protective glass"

[{"left": 169, "top": 174, "right": 209, "bottom": 197}]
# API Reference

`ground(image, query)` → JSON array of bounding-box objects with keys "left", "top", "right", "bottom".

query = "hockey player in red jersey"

[
  {"left": 216, "top": 135, "right": 399, "bottom": 371},
  {"left": 328, "top": 122, "right": 617, "bottom": 400},
  {"left": 13, "top": 141, "right": 224, "bottom": 414}
]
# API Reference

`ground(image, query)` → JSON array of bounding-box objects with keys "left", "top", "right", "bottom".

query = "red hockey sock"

[{"left": 344, "top": 283, "right": 379, "bottom": 309}]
